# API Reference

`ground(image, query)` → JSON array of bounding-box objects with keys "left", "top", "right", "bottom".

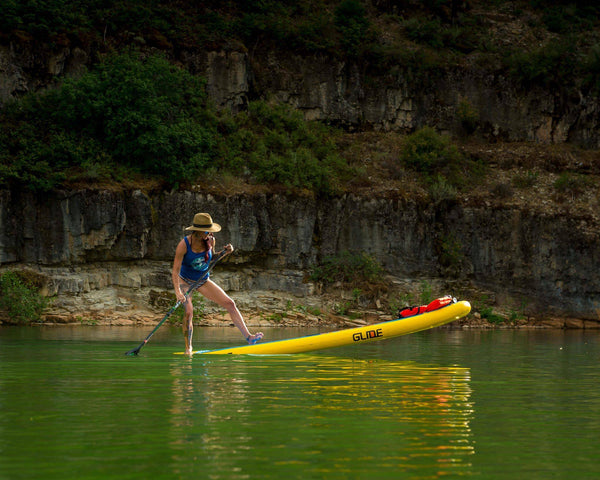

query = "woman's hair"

[{"left": 192, "top": 231, "right": 214, "bottom": 262}]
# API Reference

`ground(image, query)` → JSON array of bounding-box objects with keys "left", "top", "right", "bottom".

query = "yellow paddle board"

[{"left": 175, "top": 300, "right": 471, "bottom": 355}]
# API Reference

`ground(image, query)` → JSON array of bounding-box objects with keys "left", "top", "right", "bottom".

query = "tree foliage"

[{"left": 0, "top": 51, "right": 353, "bottom": 193}]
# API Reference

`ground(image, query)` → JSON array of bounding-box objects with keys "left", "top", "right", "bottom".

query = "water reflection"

[
  {"left": 3, "top": 326, "right": 599, "bottom": 479},
  {"left": 167, "top": 356, "right": 474, "bottom": 478}
]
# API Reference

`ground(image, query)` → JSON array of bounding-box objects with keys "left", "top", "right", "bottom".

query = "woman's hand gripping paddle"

[{"left": 125, "top": 249, "right": 228, "bottom": 356}]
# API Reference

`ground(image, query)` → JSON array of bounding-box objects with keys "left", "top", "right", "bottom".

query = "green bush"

[
  {"left": 506, "top": 38, "right": 577, "bottom": 88},
  {"left": 48, "top": 52, "right": 215, "bottom": 184},
  {"left": 334, "top": 0, "right": 372, "bottom": 58},
  {"left": 219, "top": 101, "right": 355, "bottom": 194},
  {"left": 310, "top": 251, "right": 385, "bottom": 286},
  {"left": 475, "top": 294, "right": 506, "bottom": 324},
  {"left": 553, "top": 172, "right": 591, "bottom": 197},
  {"left": 401, "top": 127, "right": 454, "bottom": 173},
  {"left": 399, "top": 126, "right": 483, "bottom": 189},
  {"left": 480, "top": 305, "right": 505, "bottom": 324},
  {"left": 0, "top": 271, "right": 48, "bottom": 324},
  {"left": 404, "top": 17, "right": 444, "bottom": 49},
  {"left": 429, "top": 175, "right": 457, "bottom": 202}
]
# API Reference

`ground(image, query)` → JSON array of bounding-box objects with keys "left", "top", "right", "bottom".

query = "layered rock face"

[
  {"left": 1, "top": 46, "right": 599, "bottom": 146},
  {"left": 1, "top": 44, "right": 599, "bottom": 322},
  {"left": 1, "top": 188, "right": 598, "bottom": 321}
]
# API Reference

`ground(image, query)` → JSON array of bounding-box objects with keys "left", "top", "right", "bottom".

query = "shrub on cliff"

[
  {"left": 399, "top": 126, "right": 484, "bottom": 189},
  {"left": 0, "top": 271, "right": 48, "bottom": 324},
  {"left": 506, "top": 38, "right": 577, "bottom": 89},
  {"left": 553, "top": 171, "right": 592, "bottom": 200},
  {"left": 218, "top": 101, "right": 354, "bottom": 194}
]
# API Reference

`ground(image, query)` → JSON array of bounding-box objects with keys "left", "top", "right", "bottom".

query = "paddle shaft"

[{"left": 125, "top": 249, "right": 228, "bottom": 356}]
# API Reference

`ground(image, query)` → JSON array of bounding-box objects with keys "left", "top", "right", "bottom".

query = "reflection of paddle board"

[{"left": 175, "top": 300, "right": 471, "bottom": 355}]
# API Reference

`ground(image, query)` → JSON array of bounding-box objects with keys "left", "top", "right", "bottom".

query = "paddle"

[{"left": 125, "top": 249, "right": 228, "bottom": 356}]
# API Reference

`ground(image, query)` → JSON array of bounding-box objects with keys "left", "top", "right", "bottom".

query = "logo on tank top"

[{"left": 191, "top": 257, "right": 208, "bottom": 271}]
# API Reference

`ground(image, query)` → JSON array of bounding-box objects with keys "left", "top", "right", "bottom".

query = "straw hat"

[{"left": 184, "top": 213, "right": 222, "bottom": 232}]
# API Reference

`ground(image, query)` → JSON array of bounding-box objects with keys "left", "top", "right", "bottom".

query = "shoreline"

[{"left": 11, "top": 308, "right": 600, "bottom": 330}]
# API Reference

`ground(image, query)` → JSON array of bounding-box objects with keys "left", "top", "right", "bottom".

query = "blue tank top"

[{"left": 179, "top": 236, "right": 212, "bottom": 282}]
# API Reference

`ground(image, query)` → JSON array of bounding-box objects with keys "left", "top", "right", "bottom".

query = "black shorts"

[{"left": 179, "top": 274, "right": 209, "bottom": 290}]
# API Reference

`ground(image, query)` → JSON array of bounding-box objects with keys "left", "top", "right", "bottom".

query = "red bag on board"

[{"left": 398, "top": 295, "right": 455, "bottom": 319}]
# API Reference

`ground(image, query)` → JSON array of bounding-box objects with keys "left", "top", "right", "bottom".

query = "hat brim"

[{"left": 185, "top": 223, "right": 221, "bottom": 232}]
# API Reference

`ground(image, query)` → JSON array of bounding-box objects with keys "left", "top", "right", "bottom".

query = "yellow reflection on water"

[{"left": 168, "top": 355, "right": 474, "bottom": 478}]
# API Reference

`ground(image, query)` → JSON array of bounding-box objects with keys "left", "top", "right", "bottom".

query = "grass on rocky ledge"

[{"left": 0, "top": 270, "right": 48, "bottom": 324}]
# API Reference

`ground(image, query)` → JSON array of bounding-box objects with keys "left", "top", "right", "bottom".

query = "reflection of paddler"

[{"left": 171, "top": 213, "right": 264, "bottom": 355}]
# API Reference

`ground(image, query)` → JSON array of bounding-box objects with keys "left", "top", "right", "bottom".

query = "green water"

[{"left": 0, "top": 326, "right": 599, "bottom": 480}]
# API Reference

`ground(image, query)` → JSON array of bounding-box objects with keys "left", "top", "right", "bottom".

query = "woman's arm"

[{"left": 171, "top": 239, "right": 187, "bottom": 302}]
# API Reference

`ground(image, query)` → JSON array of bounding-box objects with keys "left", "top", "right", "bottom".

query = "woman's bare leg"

[
  {"left": 198, "top": 279, "right": 262, "bottom": 341},
  {"left": 179, "top": 281, "right": 195, "bottom": 355}
]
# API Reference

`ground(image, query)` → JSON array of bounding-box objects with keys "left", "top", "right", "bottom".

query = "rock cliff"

[
  {"left": 2, "top": 14, "right": 600, "bottom": 327},
  {"left": 1, "top": 43, "right": 599, "bottom": 147},
  {"left": 1, "top": 186, "right": 598, "bottom": 325}
]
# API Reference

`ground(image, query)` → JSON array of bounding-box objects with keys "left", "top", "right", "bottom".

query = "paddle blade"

[{"left": 125, "top": 340, "right": 146, "bottom": 356}]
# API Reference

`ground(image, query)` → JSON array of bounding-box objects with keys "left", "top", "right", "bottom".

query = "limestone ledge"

[{"left": 4, "top": 262, "right": 600, "bottom": 329}]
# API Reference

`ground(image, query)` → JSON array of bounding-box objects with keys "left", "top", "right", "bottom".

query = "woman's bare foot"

[{"left": 246, "top": 332, "right": 264, "bottom": 345}]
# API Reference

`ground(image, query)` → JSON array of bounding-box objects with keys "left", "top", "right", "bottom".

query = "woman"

[{"left": 171, "top": 212, "right": 264, "bottom": 355}]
